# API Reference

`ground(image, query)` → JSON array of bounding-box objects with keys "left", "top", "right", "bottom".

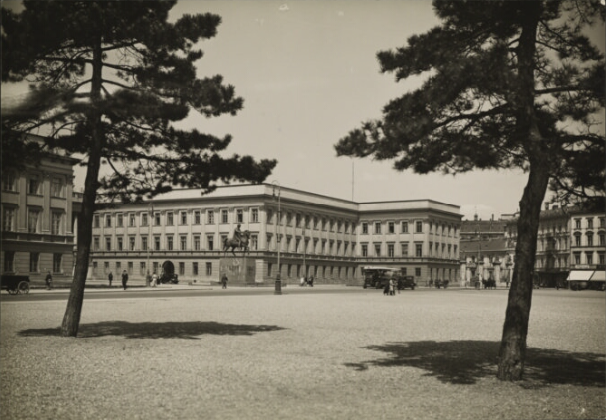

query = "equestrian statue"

[{"left": 223, "top": 224, "right": 251, "bottom": 256}]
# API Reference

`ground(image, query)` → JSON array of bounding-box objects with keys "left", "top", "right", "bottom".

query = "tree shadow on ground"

[
  {"left": 344, "top": 340, "right": 605, "bottom": 389},
  {"left": 19, "top": 321, "right": 285, "bottom": 340}
]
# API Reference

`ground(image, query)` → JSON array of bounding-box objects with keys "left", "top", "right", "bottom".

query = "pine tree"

[
  {"left": 2, "top": 1, "right": 276, "bottom": 337},
  {"left": 335, "top": 0, "right": 604, "bottom": 380}
]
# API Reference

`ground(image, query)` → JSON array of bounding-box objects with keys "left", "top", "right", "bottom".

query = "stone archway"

[{"left": 161, "top": 260, "right": 175, "bottom": 283}]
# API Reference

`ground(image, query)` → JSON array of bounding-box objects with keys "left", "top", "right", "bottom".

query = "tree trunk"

[
  {"left": 60, "top": 37, "right": 104, "bottom": 337},
  {"left": 496, "top": 161, "right": 550, "bottom": 380},
  {"left": 497, "top": 1, "right": 546, "bottom": 380}
]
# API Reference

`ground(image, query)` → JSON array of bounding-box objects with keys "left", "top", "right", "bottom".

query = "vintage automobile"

[{"left": 1, "top": 275, "right": 30, "bottom": 295}]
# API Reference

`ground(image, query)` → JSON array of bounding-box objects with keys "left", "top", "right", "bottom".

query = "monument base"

[{"left": 219, "top": 257, "right": 256, "bottom": 285}]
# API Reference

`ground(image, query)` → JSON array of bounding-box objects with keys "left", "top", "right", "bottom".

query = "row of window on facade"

[
  {"left": 93, "top": 209, "right": 456, "bottom": 237},
  {"left": 92, "top": 232, "right": 458, "bottom": 259},
  {"left": 3, "top": 251, "right": 63, "bottom": 273},
  {"left": 3, "top": 207, "right": 66, "bottom": 235},
  {"left": 360, "top": 242, "right": 458, "bottom": 259},
  {"left": 537, "top": 252, "right": 605, "bottom": 268},
  {"left": 360, "top": 220, "right": 458, "bottom": 237},
  {"left": 539, "top": 232, "right": 605, "bottom": 251},
  {"left": 2, "top": 172, "right": 68, "bottom": 198}
]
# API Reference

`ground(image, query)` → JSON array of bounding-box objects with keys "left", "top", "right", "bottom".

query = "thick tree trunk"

[
  {"left": 61, "top": 38, "right": 104, "bottom": 337},
  {"left": 497, "top": 1, "right": 546, "bottom": 380},
  {"left": 497, "top": 162, "right": 550, "bottom": 380}
]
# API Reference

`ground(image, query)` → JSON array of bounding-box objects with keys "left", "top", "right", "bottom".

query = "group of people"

[
  {"left": 384, "top": 278, "right": 399, "bottom": 296},
  {"left": 107, "top": 270, "right": 130, "bottom": 290},
  {"left": 299, "top": 276, "right": 314, "bottom": 287}
]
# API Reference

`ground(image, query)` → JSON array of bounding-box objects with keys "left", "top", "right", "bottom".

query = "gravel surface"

[{"left": 1, "top": 288, "right": 604, "bottom": 420}]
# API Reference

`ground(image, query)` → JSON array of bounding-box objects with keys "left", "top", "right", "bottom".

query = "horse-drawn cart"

[{"left": 1, "top": 275, "right": 30, "bottom": 295}]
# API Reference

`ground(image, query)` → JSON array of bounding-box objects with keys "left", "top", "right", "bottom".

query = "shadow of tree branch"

[
  {"left": 344, "top": 340, "right": 605, "bottom": 388},
  {"left": 19, "top": 321, "right": 286, "bottom": 340}
]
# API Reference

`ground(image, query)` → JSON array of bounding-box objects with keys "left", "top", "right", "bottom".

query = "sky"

[{"left": 2, "top": 1, "right": 604, "bottom": 221}]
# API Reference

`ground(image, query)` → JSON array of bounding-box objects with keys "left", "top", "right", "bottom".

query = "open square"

[{"left": 1, "top": 287, "right": 604, "bottom": 420}]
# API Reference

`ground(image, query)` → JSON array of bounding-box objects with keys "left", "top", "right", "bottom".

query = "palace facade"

[
  {"left": 1, "top": 134, "right": 81, "bottom": 283},
  {"left": 89, "top": 184, "right": 462, "bottom": 286}
]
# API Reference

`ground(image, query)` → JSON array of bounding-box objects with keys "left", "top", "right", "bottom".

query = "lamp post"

[
  {"left": 272, "top": 181, "right": 281, "bottom": 295},
  {"left": 146, "top": 201, "right": 154, "bottom": 287}
]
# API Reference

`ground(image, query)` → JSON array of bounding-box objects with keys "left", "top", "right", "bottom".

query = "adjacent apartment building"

[
  {"left": 89, "top": 184, "right": 462, "bottom": 286},
  {"left": 504, "top": 203, "right": 605, "bottom": 288},
  {"left": 1, "top": 134, "right": 81, "bottom": 283}
]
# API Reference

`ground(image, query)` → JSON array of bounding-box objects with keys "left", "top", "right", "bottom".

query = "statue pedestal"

[{"left": 219, "top": 257, "right": 256, "bottom": 285}]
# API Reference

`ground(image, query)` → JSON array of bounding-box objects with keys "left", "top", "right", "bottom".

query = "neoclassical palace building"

[{"left": 89, "top": 184, "right": 462, "bottom": 286}]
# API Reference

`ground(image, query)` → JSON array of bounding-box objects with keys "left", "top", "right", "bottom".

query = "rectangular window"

[
  {"left": 51, "top": 211, "right": 62, "bottom": 235},
  {"left": 221, "top": 209, "right": 228, "bottom": 224},
  {"left": 388, "top": 243, "right": 395, "bottom": 257},
  {"left": 401, "top": 243, "right": 409, "bottom": 256},
  {"left": 180, "top": 211, "right": 187, "bottom": 225},
  {"left": 117, "top": 237, "right": 124, "bottom": 251},
  {"left": 193, "top": 262, "right": 199, "bottom": 276},
  {"left": 180, "top": 235, "right": 187, "bottom": 250},
  {"left": 207, "top": 210, "right": 215, "bottom": 224},
  {"left": 105, "top": 236, "right": 112, "bottom": 251},
  {"left": 415, "top": 267, "right": 421, "bottom": 277},
  {"left": 374, "top": 222, "right": 381, "bottom": 234},
  {"left": 416, "top": 221, "right": 423, "bottom": 233},
  {"left": 51, "top": 178, "right": 64, "bottom": 197},
  {"left": 27, "top": 208, "right": 41, "bottom": 233},
  {"left": 28, "top": 177, "right": 42, "bottom": 195},
  {"left": 116, "top": 261, "right": 121, "bottom": 273},
  {"left": 362, "top": 223, "right": 368, "bottom": 234},
  {"left": 53, "top": 253, "right": 62, "bottom": 273},
  {"left": 599, "top": 253, "right": 605, "bottom": 266},
  {"left": 154, "top": 236, "right": 161, "bottom": 251},
  {"left": 29, "top": 252, "right": 39, "bottom": 272},
  {"left": 92, "top": 262, "right": 98, "bottom": 276},
  {"left": 236, "top": 209, "right": 243, "bottom": 223},
  {"left": 129, "top": 213, "right": 136, "bottom": 227},
  {"left": 401, "top": 267, "right": 407, "bottom": 276},
  {"left": 586, "top": 252, "right": 593, "bottom": 265},
  {"left": 194, "top": 211, "right": 201, "bottom": 225},
  {"left": 207, "top": 236, "right": 214, "bottom": 251},
  {"left": 388, "top": 222, "right": 395, "bottom": 234},
  {"left": 194, "top": 235, "right": 201, "bottom": 251},
  {"left": 140, "top": 262, "right": 146, "bottom": 276},
  {"left": 129, "top": 236, "right": 136, "bottom": 251},
  {"left": 153, "top": 262, "right": 159, "bottom": 274},
  {"left": 4, "top": 251, "right": 15, "bottom": 272},
  {"left": 415, "top": 243, "right": 422, "bottom": 257},
  {"left": 587, "top": 234, "right": 593, "bottom": 246},
  {"left": 3, "top": 207, "right": 15, "bottom": 232},
  {"left": 587, "top": 218, "right": 593, "bottom": 229},
  {"left": 575, "top": 219, "right": 581, "bottom": 229},
  {"left": 94, "top": 214, "right": 100, "bottom": 228},
  {"left": 142, "top": 236, "right": 148, "bottom": 251},
  {"left": 141, "top": 213, "right": 149, "bottom": 227},
  {"left": 206, "top": 262, "right": 212, "bottom": 276},
  {"left": 251, "top": 208, "right": 259, "bottom": 223},
  {"left": 117, "top": 214, "right": 123, "bottom": 227},
  {"left": 162, "top": 212, "right": 169, "bottom": 226},
  {"left": 179, "top": 262, "right": 185, "bottom": 275},
  {"left": 361, "top": 244, "right": 368, "bottom": 257},
  {"left": 128, "top": 261, "right": 133, "bottom": 274},
  {"left": 374, "top": 243, "right": 381, "bottom": 256},
  {"left": 574, "top": 253, "right": 581, "bottom": 265},
  {"left": 167, "top": 236, "right": 174, "bottom": 251},
  {"left": 251, "top": 235, "right": 258, "bottom": 250},
  {"left": 2, "top": 172, "right": 17, "bottom": 192},
  {"left": 93, "top": 237, "right": 100, "bottom": 251},
  {"left": 105, "top": 214, "right": 112, "bottom": 228}
]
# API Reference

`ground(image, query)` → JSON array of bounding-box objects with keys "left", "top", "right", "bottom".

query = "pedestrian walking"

[
  {"left": 108, "top": 271, "right": 113, "bottom": 287},
  {"left": 151, "top": 272, "right": 158, "bottom": 287},
  {"left": 45, "top": 271, "right": 53, "bottom": 290},
  {"left": 221, "top": 273, "right": 228, "bottom": 289},
  {"left": 389, "top": 278, "right": 396, "bottom": 296},
  {"left": 121, "top": 270, "right": 128, "bottom": 290}
]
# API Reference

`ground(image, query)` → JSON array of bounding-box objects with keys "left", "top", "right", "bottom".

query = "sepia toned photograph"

[{"left": 1, "top": 1, "right": 605, "bottom": 419}]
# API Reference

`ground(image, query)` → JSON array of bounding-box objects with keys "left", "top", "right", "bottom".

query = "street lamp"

[
  {"left": 146, "top": 201, "right": 154, "bottom": 287},
  {"left": 272, "top": 181, "right": 281, "bottom": 295}
]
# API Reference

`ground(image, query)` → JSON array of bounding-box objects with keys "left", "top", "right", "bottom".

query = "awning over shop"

[
  {"left": 567, "top": 270, "right": 594, "bottom": 281},
  {"left": 589, "top": 270, "right": 605, "bottom": 281}
]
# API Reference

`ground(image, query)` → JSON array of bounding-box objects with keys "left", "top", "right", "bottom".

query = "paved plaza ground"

[{"left": 1, "top": 286, "right": 604, "bottom": 420}]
